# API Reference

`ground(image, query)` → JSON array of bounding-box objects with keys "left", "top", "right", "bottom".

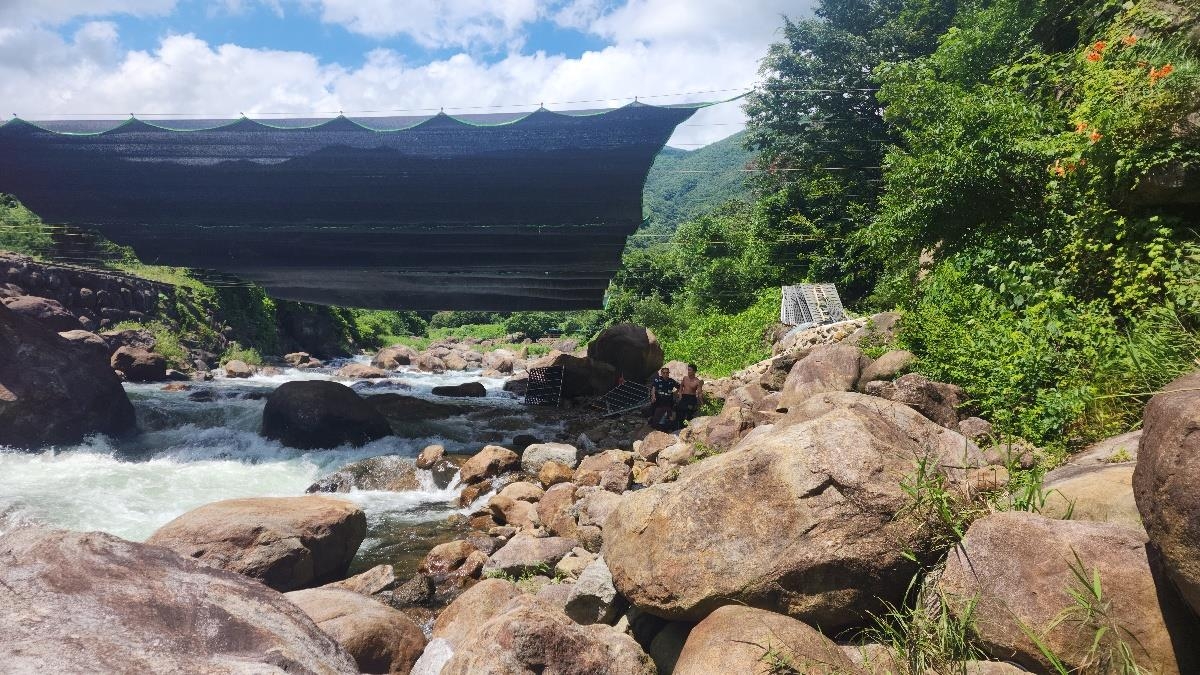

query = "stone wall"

[{"left": 0, "top": 253, "right": 173, "bottom": 332}]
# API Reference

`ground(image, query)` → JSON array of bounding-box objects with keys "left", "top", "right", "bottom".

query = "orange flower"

[
  {"left": 1075, "top": 121, "right": 1089, "bottom": 133},
  {"left": 1086, "top": 51, "right": 1102, "bottom": 62},
  {"left": 1053, "top": 162, "right": 1066, "bottom": 176},
  {"left": 1090, "top": 131, "right": 1102, "bottom": 143},
  {"left": 1093, "top": 40, "right": 1107, "bottom": 52},
  {"left": 1149, "top": 63, "right": 1174, "bottom": 84},
  {"left": 1121, "top": 34, "right": 1138, "bottom": 46}
]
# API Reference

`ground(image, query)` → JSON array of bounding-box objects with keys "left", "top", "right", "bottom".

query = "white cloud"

[
  {"left": 312, "top": 0, "right": 545, "bottom": 48},
  {"left": 0, "top": 0, "right": 177, "bottom": 26},
  {"left": 0, "top": 0, "right": 817, "bottom": 146}
]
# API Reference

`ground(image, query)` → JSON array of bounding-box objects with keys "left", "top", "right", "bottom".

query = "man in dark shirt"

[{"left": 649, "top": 367, "right": 679, "bottom": 430}]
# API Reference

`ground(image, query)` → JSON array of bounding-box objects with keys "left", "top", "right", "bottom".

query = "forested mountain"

[{"left": 642, "top": 131, "right": 754, "bottom": 230}]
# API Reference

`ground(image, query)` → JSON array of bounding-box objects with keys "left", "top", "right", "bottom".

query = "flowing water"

[{"left": 0, "top": 358, "right": 562, "bottom": 572}]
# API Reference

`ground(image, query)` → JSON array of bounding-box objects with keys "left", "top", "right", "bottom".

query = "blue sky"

[{"left": 0, "top": 1, "right": 812, "bottom": 146}]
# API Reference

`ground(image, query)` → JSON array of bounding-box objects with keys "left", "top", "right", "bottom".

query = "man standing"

[
  {"left": 648, "top": 366, "right": 679, "bottom": 430},
  {"left": 676, "top": 363, "right": 704, "bottom": 424}
]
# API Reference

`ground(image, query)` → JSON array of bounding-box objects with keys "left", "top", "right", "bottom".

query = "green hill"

[{"left": 643, "top": 131, "right": 754, "bottom": 230}]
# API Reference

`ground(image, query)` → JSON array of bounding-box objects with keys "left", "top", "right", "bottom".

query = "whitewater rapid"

[{"left": 0, "top": 358, "right": 560, "bottom": 569}]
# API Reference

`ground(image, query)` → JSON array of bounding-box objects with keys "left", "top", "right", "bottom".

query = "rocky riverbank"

[{"left": 3, "top": 298, "right": 1198, "bottom": 673}]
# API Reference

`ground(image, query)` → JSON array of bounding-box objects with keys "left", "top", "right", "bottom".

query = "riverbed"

[{"left": 0, "top": 359, "right": 562, "bottom": 573}]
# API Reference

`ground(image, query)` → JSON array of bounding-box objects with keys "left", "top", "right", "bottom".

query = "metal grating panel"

[
  {"left": 524, "top": 366, "right": 564, "bottom": 407},
  {"left": 600, "top": 380, "right": 652, "bottom": 417},
  {"left": 780, "top": 283, "right": 846, "bottom": 326}
]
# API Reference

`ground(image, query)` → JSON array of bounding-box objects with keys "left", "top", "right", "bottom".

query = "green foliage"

[
  {"left": 428, "top": 311, "right": 498, "bottom": 329},
  {"left": 220, "top": 342, "right": 263, "bottom": 366},
  {"left": 659, "top": 288, "right": 780, "bottom": 378},
  {"left": 642, "top": 132, "right": 754, "bottom": 232},
  {"left": 864, "top": 581, "right": 986, "bottom": 675},
  {"left": 111, "top": 320, "right": 191, "bottom": 370},
  {"left": 501, "top": 313, "right": 561, "bottom": 340},
  {"left": 0, "top": 194, "right": 55, "bottom": 257},
  {"left": 349, "top": 309, "right": 427, "bottom": 348}
]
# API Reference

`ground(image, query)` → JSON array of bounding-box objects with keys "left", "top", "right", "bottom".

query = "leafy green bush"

[
  {"left": 220, "top": 342, "right": 263, "bottom": 366},
  {"left": 662, "top": 287, "right": 780, "bottom": 378},
  {"left": 111, "top": 320, "right": 191, "bottom": 370},
  {"left": 502, "top": 313, "right": 561, "bottom": 340},
  {"left": 350, "top": 309, "right": 427, "bottom": 348},
  {"left": 428, "top": 311, "right": 498, "bottom": 329}
]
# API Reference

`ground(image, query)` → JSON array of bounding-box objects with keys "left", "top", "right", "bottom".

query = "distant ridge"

[{"left": 643, "top": 131, "right": 755, "bottom": 230}]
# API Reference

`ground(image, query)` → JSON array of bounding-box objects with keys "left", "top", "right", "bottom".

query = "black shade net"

[{"left": 0, "top": 102, "right": 700, "bottom": 310}]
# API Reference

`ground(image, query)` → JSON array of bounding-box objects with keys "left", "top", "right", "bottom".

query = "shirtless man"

[{"left": 676, "top": 363, "right": 704, "bottom": 424}]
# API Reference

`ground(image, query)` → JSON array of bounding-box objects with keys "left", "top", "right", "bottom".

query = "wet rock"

[
  {"left": 110, "top": 345, "right": 168, "bottom": 382},
  {"left": 521, "top": 441, "right": 581, "bottom": 474},
  {"left": 429, "top": 459, "right": 459, "bottom": 489},
  {"left": 1134, "top": 370, "right": 1200, "bottom": 617},
  {"left": 223, "top": 359, "right": 256, "bottom": 378},
  {"left": 364, "top": 393, "right": 470, "bottom": 423},
  {"left": 284, "top": 351, "right": 317, "bottom": 367},
  {"left": 604, "top": 393, "right": 983, "bottom": 628},
  {"left": 483, "top": 533, "right": 578, "bottom": 577},
  {"left": 420, "top": 540, "right": 485, "bottom": 585},
  {"left": 458, "top": 444, "right": 520, "bottom": 484},
  {"left": 4, "top": 294, "right": 79, "bottom": 332},
  {"left": 512, "top": 433, "right": 539, "bottom": 451},
  {"left": 414, "top": 353, "right": 446, "bottom": 373},
  {"left": 0, "top": 528, "right": 357, "bottom": 674},
  {"left": 0, "top": 302, "right": 135, "bottom": 448},
  {"left": 416, "top": 443, "right": 444, "bottom": 469},
  {"left": 337, "top": 362, "right": 390, "bottom": 379},
  {"left": 262, "top": 380, "right": 392, "bottom": 449},
  {"left": 674, "top": 605, "right": 859, "bottom": 675},
  {"left": 527, "top": 350, "right": 619, "bottom": 398},
  {"left": 431, "top": 381, "right": 486, "bottom": 397},
  {"left": 146, "top": 495, "right": 367, "bottom": 592},
  {"left": 286, "top": 588, "right": 427, "bottom": 675},
  {"left": 306, "top": 455, "right": 420, "bottom": 493},
  {"left": 565, "top": 557, "right": 621, "bottom": 625},
  {"left": 938, "top": 512, "right": 1198, "bottom": 674},
  {"left": 586, "top": 323, "right": 664, "bottom": 382},
  {"left": 441, "top": 596, "right": 655, "bottom": 675},
  {"left": 372, "top": 344, "right": 418, "bottom": 369}
]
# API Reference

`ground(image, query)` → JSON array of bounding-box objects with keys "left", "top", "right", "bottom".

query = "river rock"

[
  {"left": 337, "top": 362, "right": 390, "bottom": 379},
  {"left": 110, "top": 345, "right": 168, "bottom": 382},
  {"left": 527, "top": 350, "right": 618, "bottom": 398},
  {"left": 262, "top": 380, "right": 392, "bottom": 449},
  {"left": 146, "top": 495, "right": 367, "bottom": 592},
  {"left": 538, "top": 482, "right": 581, "bottom": 538},
  {"left": 414, "top": 353, "right": 446, "bottom": 373},
  {"left": 565, "top": 557, "right": 621, "bottom": 625},
  {"left": 372, "top": 344, "right": 418, "bottom": 369},
  {"left": 1043, "top": 463, "right": 1142, "bottom": 531},
  {"left": 306, "top": 455, "right": 420, "bottom": 493},
  {"left": 286, "top": 588, "right": 427, "bottom": 675},
  {"left": 937, "top": 511, "right": 1198, "bottom": 674},
  {"left": 576, "top": 487, "right": 623, "bottom": 529},
  {"left": 0, "top": 301, "right": 135, "bottom": 448},
  {"left": 441, "top": 596, "right": 655, "bottom": 675},
  {"left": 958, "top": 416, "right": 994, "bottom": 442},
  {"left": 483, "top": 533, "right": 578, "bottom": 577},
  {"left": 573, "top": 449, "right": 633, "bottom": 493},
  {"left": 431, "top": 381, "right": 486, "bottom": 397},
  {"left": 482, "top": 348, "right": 519, "bottom": 373},
  {"left": 1134, "top": 370, "right": 1200, "bottom": 617},
  {"left": 857, "top": 348, "right": 915, "bottom": 390},
  {"left": 458, "top": 444, "right": 520, "bottom": 484},
  {"left": 673, "top": 605, "right": 860, "bottom": 675},
  {"left": 364, "top": 393, "right": 470, "bottom": 422},
  {"left": 586, "top": 323, "right": 664, "bottom": 382},
  {"left": 538, "top": 460, "right": 575, "bottom": 487},
  {"left": 777, "top": 343, "right": 869, "bottom": 411},
  {"left": 868, "top": 372, "right": 964, "bottom": 429},
  {"left": 521, "top": 442, "right": 581, "bottom": 474},
  {"left": 430, "top": 578, "right": 523, "bottom": 649},
  {"left": 416, "top": 443, "right": 444, "bottom": 469},
  {"left": 0, "top": 528, "right": 357, "bottom": 673},
  {"left": 489, "top": 494, "right": 542, "bottom": 530},
  {"left": 223, "top": 359, "right": 256, "bottom": 378},
  {"left": 4, "top": 294, "right": 80, "bottom": 332},
  {"left": 323, "top": 564, "right": 399, "bottom": 596},
  {"left": 57, "top": 328, "right": 110, "bottom": 359},
  {"left": 420, "top": 540, "right": 483, "bottom": 582},
  {"left": 284, "top": 351, "right": 318, "bottom": 367},
  {"left": 604, "top": 392, "right": 982, "bottom": 628}
]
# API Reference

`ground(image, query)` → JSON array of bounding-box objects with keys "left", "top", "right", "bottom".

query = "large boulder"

[
  {"left": 110, "top": 345, "right": 168, "bottom": 382},
  {"left": 521, "top": 441, "right": 581, "bottom": 474},
  {"left": 372, "top": 344, "right": 418, "bottom": 369},
  {"left": 1133, "top": 370, "right": 1200, "bottom": 616},
  {"left": 528, "top": 350, "right": 619, "bottom": 398},
  {"left": 440, "top": 596, "right": 655, "bottom": 675},
  {"left": 223, "top": 358, "right": 256, "bottom": 378},
  {"left": 777, "top": 344, "right": 870, "bottom": 411},
  {"left": 483, "top": 533, "right": 578, "bottom": 577},
  {"left": 0, "top": 528, "right": 357, "bottom": 673},
  {"left": 586, "top": 323, "right": 664, "bottom": 382},
  {"left": 146, "top": 496, "right": 367, "bottom": 592},
  {"left": 458, "top": 444, "right": 520, "bottom": 484},
  {"left": 937, "top": 512, "right": 1198, "bottom": 674},
  {"left": 3, "top": 294, "right": 79, "bottom": 332},
  {"left": 1043, "top": 463, "right": 1141, "bottom": 531},
  {"left": 364, "top": 393, "right": 470, "bottom": 422},
  {"left": 673, "top": 605, "right": 861, "bottom": 675},
  {"left": 306, "top": 455, "right": 420, "bottom": 493},
  {"left": 286, "top": 588, "right": 427, "bottom": 674},
  {"left": 603, "top": 392, "right": 982, "bottom": 629},
  {"left": 867, "top": 372, "right": 964, "bottom": 429},
  {"left": 0, "top": 301, "right": 135, "bottom": 448},
  {"left": 337, "top": 362, "right": 390, "bottom": 379},
  {"left": 261, "top": 380, "right": 392, "bottom": 449},
  {"left": 431, "top": 381, "right": 486, "bottom": 397},
  {"left": 856, "top": 349, "right": 915, "bottom": 390}
]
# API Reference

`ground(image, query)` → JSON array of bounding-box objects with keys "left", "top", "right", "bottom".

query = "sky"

[{"left": 0, "top": 1, "right": 813, "bottom": 148}]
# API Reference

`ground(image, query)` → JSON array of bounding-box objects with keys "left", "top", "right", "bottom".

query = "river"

[{"left": 0, "top": 358, "right": 562, "bottom": 574}]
